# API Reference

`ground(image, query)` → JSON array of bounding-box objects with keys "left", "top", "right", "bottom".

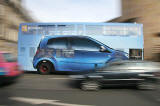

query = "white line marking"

[{"left": 10, "top": 97, "right": 93, "bottom": 106}]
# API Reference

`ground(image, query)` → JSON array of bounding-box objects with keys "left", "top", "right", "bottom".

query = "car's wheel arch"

[{"left": 84, "top": 76, "right": 103, "bottom": 84}]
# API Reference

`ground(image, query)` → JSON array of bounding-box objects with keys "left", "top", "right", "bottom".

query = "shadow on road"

[{"left": 24, "top": 70, "right": 92, "bottom": 75}]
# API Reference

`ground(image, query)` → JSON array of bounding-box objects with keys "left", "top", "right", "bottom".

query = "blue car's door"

[
  {"left": 46, "top": 37, "right": 75, "bottom": 71},
  {"left": 67, "top": 37, "right": 113, "bottom": 71}
]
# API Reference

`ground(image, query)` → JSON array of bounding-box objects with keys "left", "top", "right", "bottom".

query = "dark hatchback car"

[{"left": 70, "top": 60, "right": 160, "bottom": 91}]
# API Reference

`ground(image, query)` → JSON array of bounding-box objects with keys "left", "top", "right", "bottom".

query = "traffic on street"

[
  {"left": 1, "top": 0, "right": 160, "bottom": 106},
  {"left": 0, "top": 73, "right": 160, "bottom": 106}
]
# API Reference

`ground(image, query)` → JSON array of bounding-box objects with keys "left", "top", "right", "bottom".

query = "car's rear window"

[
  {"left": 3, "top": 53, "right": 17, "bottom": 62},
  {"left": 97, "top": 63, "right": 125, "bottom": 71},
  {"left": 47, "top": 38, "right": 67, "bottom": 49}
]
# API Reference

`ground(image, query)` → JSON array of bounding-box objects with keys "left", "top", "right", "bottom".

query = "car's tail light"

[
  {"left": 10, "top": 65, "right": 19, "bottom": 71},
  {"left": 14, "top": 65, "right": 19, "bottom": 71},
  {"left": 7, "top": 65, "right": 22, "bottom": 76}
]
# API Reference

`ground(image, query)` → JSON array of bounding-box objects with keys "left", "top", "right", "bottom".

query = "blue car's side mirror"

[
  {"left": 100, "top": 46, "right": 106, "bottom": 52},
  {"left": 100, "top": 46, "right": 111, "bottom": 53}
]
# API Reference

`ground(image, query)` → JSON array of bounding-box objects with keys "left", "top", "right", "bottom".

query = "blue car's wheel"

[{"left": 38, "top": 62, "right": 53, "bottom": 75}]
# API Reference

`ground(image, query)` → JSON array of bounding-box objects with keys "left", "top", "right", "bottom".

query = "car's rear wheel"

[
  {"left": 81, "top": 80, "right": 100, "bottom": 91},
  {"left": 38, "top": 62, "right": 53, "bottom": 75}
]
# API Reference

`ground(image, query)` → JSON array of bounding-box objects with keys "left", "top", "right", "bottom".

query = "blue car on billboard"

[{"left": 33, "top": 35, "right": 128, "bottom": 74}]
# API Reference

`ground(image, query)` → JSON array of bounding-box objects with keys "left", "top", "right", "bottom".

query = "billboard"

[{"left": 18, "top": 22, "right": 143, "bottom": 71}]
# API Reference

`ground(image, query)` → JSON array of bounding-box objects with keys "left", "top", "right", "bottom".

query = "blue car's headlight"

[{"left": 124, "top": 53, "right": 129, "bottom": 58}]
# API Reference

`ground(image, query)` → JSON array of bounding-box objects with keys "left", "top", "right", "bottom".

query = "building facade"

[
  {"left": 0, "top": 0, "right": 34, "bottom": 54},
  {"left": 108, "top": 0, "right": 160, "bottom": 61}
]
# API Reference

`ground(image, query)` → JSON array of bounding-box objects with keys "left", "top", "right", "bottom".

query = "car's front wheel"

[
  {"left": 38, "top": 62, "right": 53, "bottom": 75},
  {"left": 81, "top": 80, "right": 100, "bottom": 91},
  {"left": 137, "top": 81, "right": 156, "bottom": 90}
]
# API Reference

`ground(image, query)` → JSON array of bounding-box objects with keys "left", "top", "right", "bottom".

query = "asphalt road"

[{"left": 0, "top": 73, "right": 160, "bottom": 106}]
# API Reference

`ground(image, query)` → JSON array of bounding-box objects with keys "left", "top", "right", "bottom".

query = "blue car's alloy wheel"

[{"left": 38, "top": 62, "right": 53, "bottom": 75}]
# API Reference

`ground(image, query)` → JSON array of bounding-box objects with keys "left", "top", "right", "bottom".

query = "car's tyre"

[
  {"left": 38, "top": 62, "right": 53, "bottom": 75},
  {"left": 81, "top": 80, "right": 100, "bottom": 91},
  {"left": 137, "top": 81, "right": 156, "bottom": 90}
]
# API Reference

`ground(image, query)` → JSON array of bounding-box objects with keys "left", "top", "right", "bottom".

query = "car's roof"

[
  {"left": 108, "top": 60, "right": 154, "bottom": 64},
  {"left": 96, "top": 60, "right": 158, "bottom": 71},
  {"left": 42, "top": 35, "right": 91, "bottom": 40}
]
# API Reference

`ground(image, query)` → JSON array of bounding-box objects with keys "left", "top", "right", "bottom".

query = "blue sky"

[{"left": 23, "top": 0, "right": 121, "bottom": 22}]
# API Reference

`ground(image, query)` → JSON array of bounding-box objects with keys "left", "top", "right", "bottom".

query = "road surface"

[{"left": 0, "top": 73, "right": 160, "bottom": 106}]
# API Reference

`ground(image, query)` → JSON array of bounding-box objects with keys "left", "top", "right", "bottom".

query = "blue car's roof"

[
  {"left": 40, "top": 35, "right": 115, "bottom": 52},
  {"left": 42, "top": 35, "right": 91, "bottom": 40}
]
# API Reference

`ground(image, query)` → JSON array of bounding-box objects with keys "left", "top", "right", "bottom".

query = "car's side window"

[
  {"left": 70, "top": 38, "right": 100, "bottom": 51},
  {"left": 107, "top": 63, "right": 125, "bottom": 70},
  {"left": 47, "top": 38, "right": 67, "bottom": 49}
]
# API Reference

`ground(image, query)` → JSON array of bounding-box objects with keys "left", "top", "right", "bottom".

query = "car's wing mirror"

[{"left": 100, "top": 46, "right": 106, "bottom": 52}]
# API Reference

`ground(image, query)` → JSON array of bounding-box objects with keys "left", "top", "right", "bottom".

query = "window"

[
  {"left": 154, "top": 33, "right": 160, "bottom": 37},
  {"left": 70, "top": 38, "right": 100, "bottom": 51},
  {"left": 3, "top": 53, "right": 17, "bottom": 62},
  {"left": 108, "top": 62, "right": 125, "bottom": 70},
  {"left": 0, "top": 23, "right": 4, "bottom": 35},
  {"left": 0, "top": 5, "right": 5, "bottom": 16},
  {"left": 47, "top": 38, "right": 67, "bottom": 49},
  {"left": 100, "top": 62, "right": 126, "bottom": 71},
  {"left": 129, "top": 49, "right": 142, "bottom": 60}
]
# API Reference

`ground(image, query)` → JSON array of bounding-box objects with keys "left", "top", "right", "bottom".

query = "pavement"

[{"left": 0, "top": 73, "right": 160, "bottom": 106}]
